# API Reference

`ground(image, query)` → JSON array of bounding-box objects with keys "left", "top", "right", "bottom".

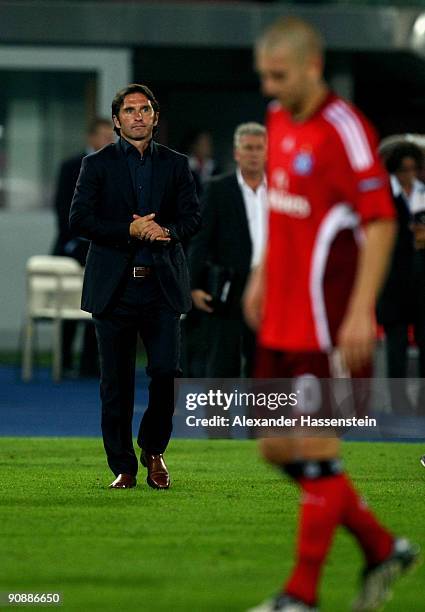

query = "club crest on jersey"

[{"left": 293, "top": 151, "right": 314, "bottom": 176}]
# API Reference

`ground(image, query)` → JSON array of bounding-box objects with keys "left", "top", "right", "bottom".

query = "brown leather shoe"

[
  {"left": 109, "top": 473, "right": 137, "bottom": 489},
  {"left": 140, "top": 451, "right": 170, "bottom": 489}
]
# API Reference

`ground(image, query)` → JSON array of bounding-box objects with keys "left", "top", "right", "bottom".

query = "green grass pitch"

[{"left": 0, "top": 438, "right": 423, "bottom": 611}]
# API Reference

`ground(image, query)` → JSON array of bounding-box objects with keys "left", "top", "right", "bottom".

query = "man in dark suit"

[
  {"left": 189, "top": 122, "right": 267, "bottom": 377},
  {"left": 70, "top": 84, "right": 200, "bottom": 489},
  {"left": 52, "top": 118, "right": 115, "bottom": 375}
]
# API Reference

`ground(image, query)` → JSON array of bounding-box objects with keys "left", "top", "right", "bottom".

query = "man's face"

[
  {"left": 193, "top": 133, "right": 212, "bottom": 160},
  {"left": 395, "top": 156, "right": 419, "bottom": 191},
  {"left": 89, "top": 124, "right": 115, "bottom": 151},
  {"left": 234, "top": 134, "right": 266, "bottom": 176},
  {"left": 255, "top": 44, "right": 312, "bottom": 115},
  {"left": 113, "top": 92, "right": 158, "bottom": 143}
]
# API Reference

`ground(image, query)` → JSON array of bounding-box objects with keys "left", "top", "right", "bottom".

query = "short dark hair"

[
  {"left": 87, "top": 117, "right": 112, "bottom": 135},
  {"left": 385, "top": 142, "right": 424, "bottom": 174},
  {"left": 111, "top": 83, "right": 159, "bottom": 135}
]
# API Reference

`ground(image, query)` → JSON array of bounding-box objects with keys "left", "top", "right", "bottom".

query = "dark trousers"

[
  {"left": 205, "top": 314, "right": 256, "bottom": 378},
  {"left": 201, "top": 314, "right": 256, "bottom": 438},
  {"left": 180, "top": 310, "right": 209, "bottom": 377},
  {"left": 62, "top": 320, "right": 99, "bottom": 375},
  {"left": 384, "top": 320, "right": 425, "bottom": 414},
  {"left": 94, "top": 274, "right": 181, "bottom": 477}
]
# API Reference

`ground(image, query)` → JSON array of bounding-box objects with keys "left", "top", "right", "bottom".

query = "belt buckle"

[{"left": 133, "top": 266, "right": 148, "bottom": 279}]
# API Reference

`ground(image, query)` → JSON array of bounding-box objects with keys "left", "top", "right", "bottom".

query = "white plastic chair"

[{"left": 21, "top": 255, "right": 92, "bottom": 382}]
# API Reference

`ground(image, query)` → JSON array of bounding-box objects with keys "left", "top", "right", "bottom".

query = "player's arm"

[
  {"left": 327, "top": 108, "right": 397, "bottom": 373},
  {"left": 243, "top": 255, "right": 266, "bottom": 331},
  {"left": 337, "top": 218, "right": 395, "bottom": 373}
]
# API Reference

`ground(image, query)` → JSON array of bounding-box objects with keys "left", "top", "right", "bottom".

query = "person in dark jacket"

[
  {"left": 52, "top": 118, "right": 114, "bottom": 375},
  {"left": 70, "top": 84, "right": 200, "bottom": 490},
  {"left": 189, "top": 122, "right": 267, "bottom": 378},
  {"left": 377, "top": 142, "right": 425, "bottom": 414}
]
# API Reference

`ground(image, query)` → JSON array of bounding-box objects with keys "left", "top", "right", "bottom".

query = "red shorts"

[
  {"left": 255, "top": 346, "right": 372, "bottom": 378},
  {"left": 255, "top": 346, "right": 371, "bottom": 420}
]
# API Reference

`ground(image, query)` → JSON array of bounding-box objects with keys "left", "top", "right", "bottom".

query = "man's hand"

[
  {"left": 411, "top": 223, "right": 425, "bottom": 250},
  {"left": 336, "top": 218, "right": 395, "bottom": 374},
  {"left": 191, "top": 289, "right": 214, "bottom": 313},
  {"left": 337, "top": 308, "right": 376, "bottom": 374},
  {"left": 243, "top": 263, "right": 265, "bottom": 331},
  {"left": 130, "top": 213, "right": 171, "bottom": 242}
]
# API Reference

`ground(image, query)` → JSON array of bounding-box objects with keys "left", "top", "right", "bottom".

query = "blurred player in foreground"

[{"left": 244, "top": 16, "right": 419, "bottom": 612}]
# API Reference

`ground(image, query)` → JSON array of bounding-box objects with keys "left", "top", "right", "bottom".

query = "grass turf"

[{"left": 0, "top": 439, "right": 423, "bottom": 611}]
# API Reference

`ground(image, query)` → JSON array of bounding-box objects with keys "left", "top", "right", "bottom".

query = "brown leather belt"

[{"left": 132, "top": 266, "right": 152, "bottom": 279}]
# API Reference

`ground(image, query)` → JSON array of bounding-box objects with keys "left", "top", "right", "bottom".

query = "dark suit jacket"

[
  {"left": 189, "top": 172, "right": 252, "bottom": 315},
  {"left": 69, "top": 141, "right": 200, "bottom": 315},
  {"left": 377, "top": 192, "right": 425, "bottom": 325},
  {"left": 52, "top": 152, "right": 86, "bottom": 259}
]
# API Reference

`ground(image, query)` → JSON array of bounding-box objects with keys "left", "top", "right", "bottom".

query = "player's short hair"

[
  {"left": 256, "top": 16, "right": 324, "bottom": 62},
  {"left": 385, "top": 142, "right": 424, "bottom": 174},
  {"left": 111, "top": 84, "right": 159, "bottom": 136},
  {"left": 234, "top": 122, "right": 266, "bottom": 149}
]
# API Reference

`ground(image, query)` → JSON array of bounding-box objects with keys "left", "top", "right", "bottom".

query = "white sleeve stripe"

[
  {"left": 331, "top": 104, "right": 372, "bottom": 168},
  {"left": 323, "top": 102, "right": 374, "bottom": 171},
  {"left": 326, "top": 106, "right": 372, "bottom": 171},
  {"left": 333, "top": 101, "right": 374, "bottom": 168},
  {"left": 326, "top": 101, "right": 372, "bottom": 162},
  {"left": 325, "top": 107, "right": 367, "bottom": 171}
]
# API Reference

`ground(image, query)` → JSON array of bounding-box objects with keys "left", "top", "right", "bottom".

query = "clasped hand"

[{"left": 130, "top": 213, "right": 170, "bottom": 242}]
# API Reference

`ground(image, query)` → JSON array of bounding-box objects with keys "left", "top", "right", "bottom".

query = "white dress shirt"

[
  {"left": 236, "top": 168, "right": 267, "bottom": 268},
  {"left": 390, "top": 175, "right": 425, "bottom": 215}
]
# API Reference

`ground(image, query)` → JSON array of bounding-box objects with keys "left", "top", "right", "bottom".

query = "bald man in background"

[{"left": 244, "top": 16, "right": 419, "bottom": 612}]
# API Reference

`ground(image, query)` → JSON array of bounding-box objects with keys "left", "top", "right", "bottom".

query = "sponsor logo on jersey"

[
  {"left": 272, "top": 168, "right": 288, "bottom": 190},
  {"left": 281, "top": 136, "right": 296, "bottom": 153},
  {"left": 269, "top": 188, "right": 311, "bottom": 218},
  {"left": 293, "top": 151, "right": 314, "bottom": 176}
]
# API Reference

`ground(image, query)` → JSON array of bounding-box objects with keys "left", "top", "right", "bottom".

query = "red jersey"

[{"left": 260, "top": 92, "right": 394, "bottom": 352}]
